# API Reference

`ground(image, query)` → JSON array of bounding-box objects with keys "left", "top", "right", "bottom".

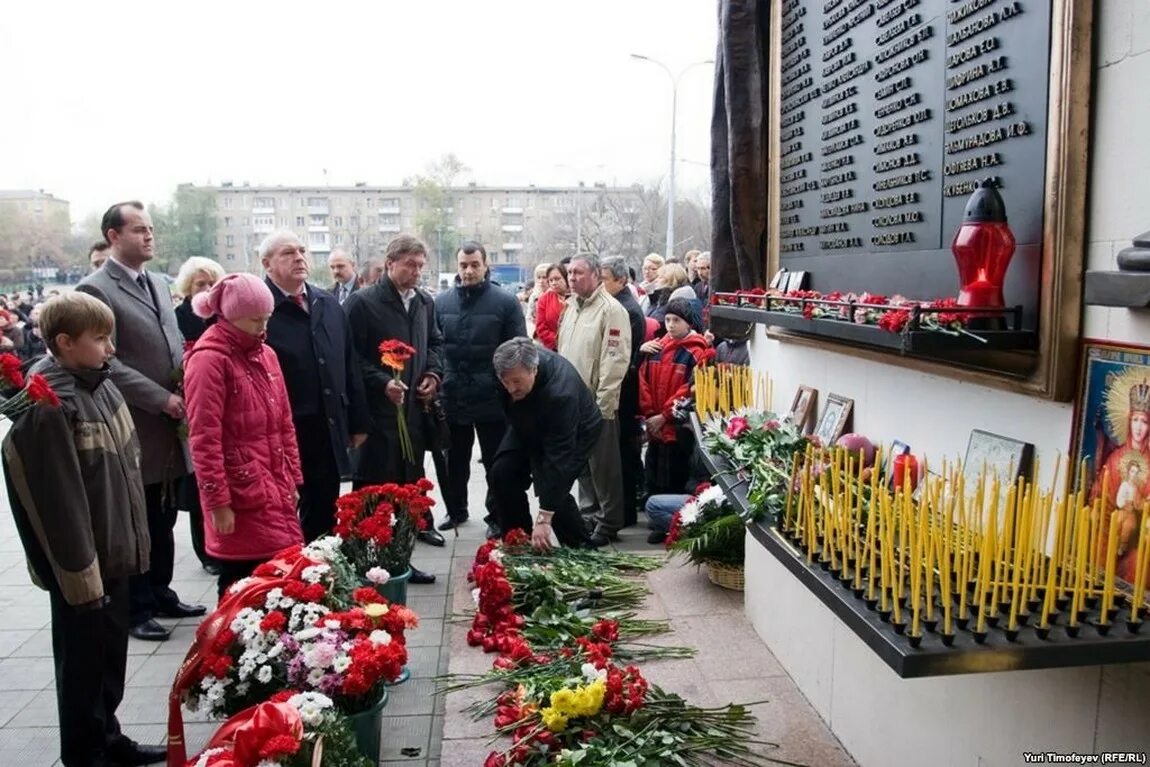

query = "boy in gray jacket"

[{"left": 2, "top": 292, "right": 164, "bottom": 767}]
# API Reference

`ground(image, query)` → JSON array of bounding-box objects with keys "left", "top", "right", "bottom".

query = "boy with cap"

[
  {"left": 638, "top": 298, "right": 713, "bottom": 496},
  {"left": 2, "top": 291, "right": 164, "bottom": 767}
]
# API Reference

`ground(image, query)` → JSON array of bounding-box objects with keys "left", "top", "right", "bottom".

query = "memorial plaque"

[{"left": 774, "top": 0, "right": 1053, "bottom": 325}]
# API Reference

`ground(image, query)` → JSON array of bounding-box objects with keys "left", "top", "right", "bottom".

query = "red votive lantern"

[
  {"left": 893, "top": 453, "right": 919, "bottom": 492},
  {"left": 951, "top": 178, "right": 1015, "bottom": 312}
]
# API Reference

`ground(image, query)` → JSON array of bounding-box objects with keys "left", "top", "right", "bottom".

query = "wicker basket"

[{"left": 706, "top": 562, "right": 745, "bottom": 591}]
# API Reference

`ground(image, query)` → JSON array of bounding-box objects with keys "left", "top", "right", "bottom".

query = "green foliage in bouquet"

[{"left": 702, "top": 411, "right": 812, "bottom": 522}]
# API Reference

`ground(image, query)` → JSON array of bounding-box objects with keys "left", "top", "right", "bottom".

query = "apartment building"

[
  {"left": 0, "top": 190, "right": 70, "bottom": 228},
  {"left": 205, "top": 182, "right": 649, "bottom": 273}
]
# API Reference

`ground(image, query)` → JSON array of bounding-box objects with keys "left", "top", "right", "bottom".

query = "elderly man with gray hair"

[
  {"left": 489, "top": 338, "right": 599, "bottom": 549},
  {"left": 557, "top": 252, "right": 632, "bottom": 546},
  {"left": 260, "top": 231, "right": 370, "bottom": 544}
]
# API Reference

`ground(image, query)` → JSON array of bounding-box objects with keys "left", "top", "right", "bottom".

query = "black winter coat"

[
  {"left": 499, "top": 349, "right": 602, "bottom": 512},
  {"left": 435, "top": 276, "right": 527, "bottom": 425},
  {"left": 263, "top": 280, "right": 370, "bottom": 476},
  {"left": 345, "top": 277, "right": 444, "bottom": 483}
]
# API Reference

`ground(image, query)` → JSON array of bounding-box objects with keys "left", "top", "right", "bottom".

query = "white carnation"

[
  {"left": 696, "top": 484, "right": 727, "bottom": 509},
  {"left": 368, "top": 629, "right": 391, "bottom": 646},
  {"left": 489, "top": 549, "right": 504, "bottom": 563},
  {"left": 581, "top": 662, "right": 607, "bottom": 682},
  {"left": 679, "top": 501, "right": 700, "bottom": 526},
  {"left": 365, "top": 566, "right": 390, "bottom": 585}
]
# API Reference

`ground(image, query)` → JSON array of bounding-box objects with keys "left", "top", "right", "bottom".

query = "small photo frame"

[
  {"left": 769, "top": 268, "right": 789, "bottom": 290},
  {"left": 814, "top": 393, "right": 853, "bottom": 446},
  {"left": 784, "top": 270, "right": 808, "bottom": 292},
  {"left": 881, "top": 440, "right": 912, "bottom": 489},
  {"left": 962, "top": 429, "right": 1035, "bottom": 489},
  {"left": 787, "top": 385, "right": 817, "bottom": 433}
]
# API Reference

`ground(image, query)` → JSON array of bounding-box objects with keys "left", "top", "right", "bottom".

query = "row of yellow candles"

[
  {"left": 781, "top": 447, "right": 1150, "bottom": 638},
  {"left": 694, "top": 364, "right": 772, "bottom": 419}
]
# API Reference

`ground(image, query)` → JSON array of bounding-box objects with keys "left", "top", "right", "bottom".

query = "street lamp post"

[{"left": 630, "top": 54, "right": 713, "bottom": 263}]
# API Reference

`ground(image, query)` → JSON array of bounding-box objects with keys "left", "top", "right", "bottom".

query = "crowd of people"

[{"left": 0, "top": 198, "right": 749, "bottom": 767}]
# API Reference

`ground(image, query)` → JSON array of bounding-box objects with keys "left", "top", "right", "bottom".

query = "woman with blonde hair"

[
  {"left": 645, "top": 263, "right": 702, "bottom": 333},
  {"left": 174, "top": 257, "right": 227, "bottom": 350}
]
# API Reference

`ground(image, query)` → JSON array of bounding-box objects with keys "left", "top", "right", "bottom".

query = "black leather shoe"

[
  {"left": 409, "top": 566, "right": 437, "bottom": 584},
  {"left": 418, "top": 528, "right": 446, "bottom": 547},
  {"left": 588, "top": 533, "right": 614, "bottom": 548},
  {"left": 128, "top": 619, "right": 171, "bottom": 642},
  {"left": 647, "top": 530, "right": 667, "bottom": 545},
  {"left": 108, "top": 738, "right": 166, "bottom": 766},
  {"left": 154, "top": 601, "right": 207, "bottom": 618},
  {"left": 438, "top": 516, "right": 468, "bottom": 531},
  {"left": 202, "top": 561, "right": 221, "bottom": 576},
  {"left": 485, "top": 523, "right": 502, "bottom": 540}
]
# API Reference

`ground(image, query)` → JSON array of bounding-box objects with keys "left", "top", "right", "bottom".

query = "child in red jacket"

[
  {"left": 184, "top": 273, "right": 304, "bottom": 597},
  {"left": 639, "top": 298, "right": 712, "bottom": 495}
]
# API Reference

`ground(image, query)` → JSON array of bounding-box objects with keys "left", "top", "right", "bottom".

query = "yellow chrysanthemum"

[
  {"left": 550, "top": 688, "right": 577, "bottom": 713},
  {"left": 540, "top": 706, "right": 569, "bottom": 733}
]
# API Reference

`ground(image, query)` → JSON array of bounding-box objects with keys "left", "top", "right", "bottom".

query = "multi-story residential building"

[
  {"left": 203, "top": 182, "right": 652, "bottom": 275},
  {"left": 0, "top": 189, "right": 71, "bottom": 228}
]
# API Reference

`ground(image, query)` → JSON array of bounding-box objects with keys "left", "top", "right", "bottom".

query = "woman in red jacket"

[
  {"left": 184, "top": 273, "right": 304, "bottom": 597},
  {"left": 639, "top": 299, "right": 713, "bottom": 496},
  {"left": 533, "top": 263, "right": 570, "bottom": 351}
]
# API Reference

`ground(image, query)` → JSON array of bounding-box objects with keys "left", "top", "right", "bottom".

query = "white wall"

[{"left": 742, "top": 5, "right": 1150, "bottom": 764}]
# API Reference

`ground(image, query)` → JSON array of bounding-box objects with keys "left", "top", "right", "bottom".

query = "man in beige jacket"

[{"left": 557, "top": 253, "right": 632, "bottom": 546}]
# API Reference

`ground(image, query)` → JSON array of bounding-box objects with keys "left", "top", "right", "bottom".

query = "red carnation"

[
  {"left": 25, "top": 374, "right": 60, "bottom": 406},
  {"left": 259, "top": 734, "right": 301, "bottom": 760}
]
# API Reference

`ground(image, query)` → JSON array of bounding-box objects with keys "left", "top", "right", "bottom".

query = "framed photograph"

[
  {"left": 784, "top": 270, "right": 808, "bottom": 292},
  {"left": 881, "top": 440, "right": 912, "bottom": 485},
  {"left": 787, "top": 385, "right": 817, "bottom": 433},
  {"left": 961, "top": 430, "right": 1034, "bottom": 490},
  {"left": 1070, "top": 340, "right": 1150, "bottom": 590},
  {"left": 769, "top": 268, "right": 789, "bottom": 290},
  {"left": 813, "top": 393, "right": 853, "bottom": 446}
]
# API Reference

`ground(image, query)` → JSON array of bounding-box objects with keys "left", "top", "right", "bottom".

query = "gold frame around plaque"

[{"left": 765, "top": 0, "right": 1093, "bottom": 402}]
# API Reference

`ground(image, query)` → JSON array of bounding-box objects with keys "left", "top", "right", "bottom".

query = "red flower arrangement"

[{"left": 333, "top": 480, "right": 435, "bottom": 577}]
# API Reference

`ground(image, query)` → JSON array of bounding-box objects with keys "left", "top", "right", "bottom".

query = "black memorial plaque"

[{"left": 776, "top": 0, "right": 1051, "bottom": 326}]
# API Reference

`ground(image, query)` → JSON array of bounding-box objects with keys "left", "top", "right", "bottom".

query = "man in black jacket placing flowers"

[{"left": 490, "top": 337, "right": 599, "bottom": 549}]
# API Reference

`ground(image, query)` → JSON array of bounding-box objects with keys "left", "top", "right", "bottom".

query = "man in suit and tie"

[
  {"left": 262, "top": 233, "right": 370, "bottom": 542},
  {"left": 77, "top": 201, "right": 206, "bottom": 642},
  {"left": 329, "top": 249, "right": 358, "bottom": 305}
]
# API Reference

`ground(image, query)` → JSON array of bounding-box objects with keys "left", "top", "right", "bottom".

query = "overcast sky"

[{"left": 1, "top": 1, "right": 718, "bottom": 223}]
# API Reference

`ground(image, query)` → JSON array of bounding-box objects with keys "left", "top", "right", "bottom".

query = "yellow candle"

[
  {"left": 866, "top": 481, "right": 878, "bottom": 600},
  {"left": 1102, "top": 510, "right": 1119, "bottom": 622},
  {"left": 1134, "top": 508, "right": 1150, "bottom": 621},
  {"left": 1071, "top": 507, "right": 1089, "bottom": 626}
]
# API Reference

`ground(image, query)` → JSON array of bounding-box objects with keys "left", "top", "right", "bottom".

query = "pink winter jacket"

[{"left": 184, "top": 320, "right": 304, "bottom": 561}]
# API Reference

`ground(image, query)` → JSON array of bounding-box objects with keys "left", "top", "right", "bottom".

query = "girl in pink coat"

[{"left": 184, "top": 273, "right": 304, "bottom": 597}]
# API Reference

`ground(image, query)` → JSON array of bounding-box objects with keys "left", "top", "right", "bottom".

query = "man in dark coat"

[
  {"left": 434, "top": 241, "right": 527, "bottom": 534},
  {"left": 490, "top": 338, "right": 599, "bottom": 549},
  {"left": 77, "top": 201, "right": 204, "bottom": 642},
  {"left": 345, "top": 233, "right": 445, "bottom": 583},
  {"left": 599, "top": 257, "right": 646, "bottom": 528},
  {"left": 259, "top": 232, "right": 371, "bottom": 543}
]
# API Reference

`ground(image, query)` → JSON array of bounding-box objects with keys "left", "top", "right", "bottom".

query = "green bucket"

[
  {"left": 374, "top": 567, "right": 411, "bottom": 606},
  {"left": 346, "top": 687, "right": 389, "bottom": 762}
]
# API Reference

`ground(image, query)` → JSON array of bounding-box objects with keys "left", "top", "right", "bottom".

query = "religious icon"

[{"left": 1071, "top": 340, "right": 1150, "bottom": 588}]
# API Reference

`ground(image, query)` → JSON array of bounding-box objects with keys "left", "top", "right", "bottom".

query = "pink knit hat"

[{"left": 192, "top": 272, "right": 274, "bottom": 321}]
